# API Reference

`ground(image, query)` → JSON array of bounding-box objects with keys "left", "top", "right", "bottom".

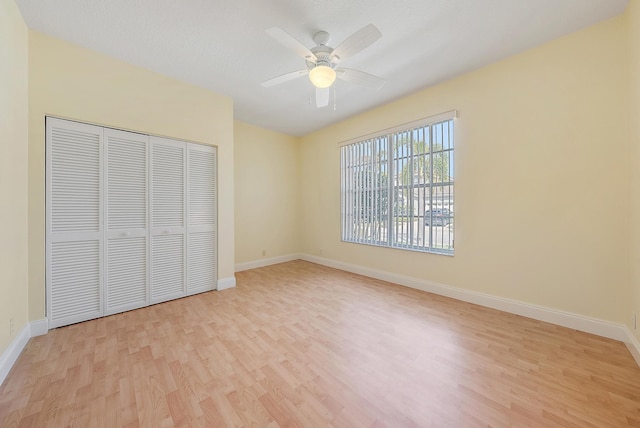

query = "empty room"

[{"left": 3, "top": 0, "right": 640, "bottom": 426}]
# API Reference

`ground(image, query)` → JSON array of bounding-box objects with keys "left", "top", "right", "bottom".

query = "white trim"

[
  {"left": 30, "top": 318, "right": 48, "bottom": 337},
  {"left": 300, "top": 254, "right": 628, "bottom": 343},
  {"left": 235, "top": 253, "right": 303, "bottom": 272},
  {"left": 0, "top": 323, "right": 30, "bottom": 386},
  {"left": 217, "top": 276, "right": 236, "bottom": 291},
  {"left": 0, "top": 319, "right": 49, "bottom": 386},
  {"left": 623, "top": 326, "right": 640, "bottom": 367},
  {"left": 338, "top": 109, "right": 458, "bottom": 147}
]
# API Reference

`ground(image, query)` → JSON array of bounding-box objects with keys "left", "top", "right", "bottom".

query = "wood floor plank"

[{"left": 2, "top": 260, "right": 640, "bottom": 426}]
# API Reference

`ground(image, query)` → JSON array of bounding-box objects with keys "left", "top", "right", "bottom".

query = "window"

[{"left": 340, "top": 111, "right": 455, "bottom": 255}]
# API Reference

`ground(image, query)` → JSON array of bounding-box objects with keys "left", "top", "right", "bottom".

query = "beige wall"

[
  {"left": 28, "top": 31, "right": 235, "bottom": 320},
  {"left": 629, "top": 0, "right": 640, "bottom": 340},
  {"left": 0, "top": 0, "right": 29, "bottom": 354},
  {"left": 300, "top": 16, "right": 629, "bottom": 323},
  {"left": 234, "top": 121, "right": 300, "bottom": 264}
]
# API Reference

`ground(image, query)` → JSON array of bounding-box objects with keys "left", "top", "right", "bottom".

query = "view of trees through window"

[{"left": 341, "top": 117, "right": 454, "bottom": 254}]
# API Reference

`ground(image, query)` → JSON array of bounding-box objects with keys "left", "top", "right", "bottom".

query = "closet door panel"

[
  {"left": 188, "top": 230, "right": 216, "bottom": 294},
  {"left": 106, "top": 236, "right": 147, "bottom": 311},
  {"left": 151, "top": 234, "right": 185, "bottom": 301},
  {"left": 105, "top": 129, "right": 149, "bottom": 315},
  {"left": 150, "top": 137, "right": 186, "bottom": 303},
  {"left": 187, "top": 144, "right": 217, "bottom": 294},
  {"left": 46, "top": 118, "right": 103, "bottom": 328},
  {"left": 49, "top": 240, "right": 101, "bottom": 325}
]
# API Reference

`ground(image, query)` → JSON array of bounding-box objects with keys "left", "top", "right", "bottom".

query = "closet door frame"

[{"left": 46, "top": 117, "right": 218, "bottom": 328}]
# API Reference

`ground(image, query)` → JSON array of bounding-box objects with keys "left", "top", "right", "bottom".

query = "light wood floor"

[{"left": 1, "top": 260, "right": 640, "bottom": 427}]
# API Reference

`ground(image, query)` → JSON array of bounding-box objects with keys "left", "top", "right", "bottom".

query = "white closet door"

[
  {"left": 104, "top": 128, "right": 149, "bottom": 315},
  {"left": 46, "top": 118, "right": 103, "bottom": 328},
  {"left": 186, "top": 144, "right": 217, "bottom": 295},
  {"left": 150, "top": 136, "right": 186, "bottom": 303}
]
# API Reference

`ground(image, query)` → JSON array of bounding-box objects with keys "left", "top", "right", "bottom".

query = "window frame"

[{"left": 340, "top": 110, "right": 456, "bottom": 255}]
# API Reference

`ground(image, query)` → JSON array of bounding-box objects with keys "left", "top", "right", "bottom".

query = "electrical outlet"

[
  {"left": 319, "top": 249, "right": 323, "bottom": 256},
  {"left": 9, "top": 318, "right": 14, "bottom": 336},
  {"left": 261, "top": 249, "right": 266, "bottom": 257},
  {"left": 634, "top": 312, "right": 637, "bottom": 330}
]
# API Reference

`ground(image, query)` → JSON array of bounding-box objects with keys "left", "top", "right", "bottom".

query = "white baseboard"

[
  {"left": 300, "top": 254, "right": 628, "bottom": 343},
  {"left": 235, "top": 253, "right": 302, "bottom": 272},
  {"left": 0, "top": 318, "right": 49, "bottom": 386},
  {"left": 30, "top": 318, "right": 48, "bottom": 337},
  {"left": 623, "top": 327, "right": 640, "bottom": 367},
  {"left": 0, "top": 323, "right": 30, "bottom": 386},
  {"left": 217, "top": 276, "right": 237, "bottom": 291}
]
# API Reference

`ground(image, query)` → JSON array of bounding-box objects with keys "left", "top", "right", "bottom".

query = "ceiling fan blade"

[
  {"left": 330, "top": 24, "right": 382, "bottom": 63},
  {"left": 266, "top": 27, "right": 317, "bottom": 61},
  {"left": 316, "top": 87, "right": 330, "bottom": 108},
  {"left": 260, "top": 69, "right": 309, "bottom": 87},
  {"left": 336, "top": 68, "right": 385, "bottom": 89}
]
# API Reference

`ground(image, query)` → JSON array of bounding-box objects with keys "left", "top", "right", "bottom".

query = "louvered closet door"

[
  {"left": 46, "top": 118, "right": 103, "bottom": 328},
  {"left": 105, "top": 129, "right": 149, "bottom": 315},
  {"left": 150, "top": 136, "right": 186, "bottom": 303},
  {"left": 186, "top": 144, "right": 217, "bottom": 295}
]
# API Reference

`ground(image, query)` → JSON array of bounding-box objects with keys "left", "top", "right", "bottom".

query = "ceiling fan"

[{"left": 261, "top": 24, "right": 385, "bottom": 108}]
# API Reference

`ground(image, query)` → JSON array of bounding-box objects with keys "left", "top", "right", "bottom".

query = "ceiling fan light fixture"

[{"left": 309, "top": 65, "right": 336, "bottom": 88}]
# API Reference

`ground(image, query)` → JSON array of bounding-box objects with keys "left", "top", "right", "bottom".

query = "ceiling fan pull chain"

[{"left": 333, "top": 83, "right": 337, "bottom": 111}]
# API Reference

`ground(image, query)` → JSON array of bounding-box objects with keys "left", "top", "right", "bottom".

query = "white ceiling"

[{"left": 16, "top": 0, "right": 628, "bottom": 136}]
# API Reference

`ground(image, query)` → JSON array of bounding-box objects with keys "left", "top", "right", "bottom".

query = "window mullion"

[
  {"left": 357, "top": 143, "right": 362, "bottom": 241},
  {"left": 356, "top": 144, "right": 361, "bottom": 241},
  {"left": 387, "top": 135, "right": 393, "bottom": 247},
  {"left": 408, "top": 129, "right": 414, "bottom": 249},
  {"left": 429, "top": 125, "right": 434, "bottom": 251},
  {"left": 369, "top": 141, "right": 372, "bottom": 243},
  {"left": 340, "top": 148, "right": 344, "bottom": 240}
]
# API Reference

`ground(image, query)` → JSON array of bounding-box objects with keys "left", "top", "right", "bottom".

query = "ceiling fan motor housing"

[
  {"left": 307, "top": 55, "right": 334, "bottom": 71},
  {"left": 308, "top": 47, "right": 335, "bottom": 71}
]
